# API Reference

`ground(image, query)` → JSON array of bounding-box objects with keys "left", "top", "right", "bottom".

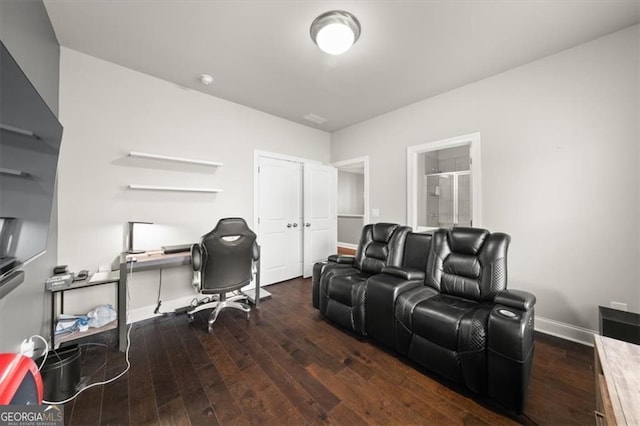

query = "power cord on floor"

[
  {"left": 42, "top": 323, "right": 132, "bottom": 405},
  {"left": 153, "top": 268, "right": 163, "bottom": 314}
]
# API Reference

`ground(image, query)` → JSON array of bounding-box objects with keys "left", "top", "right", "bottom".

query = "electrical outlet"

[
  {"left": 20, "top": 338, "right": 34, "bottom": 357},
  {"left": 610, "top": 302, "right": 628, "bottom": 311}
]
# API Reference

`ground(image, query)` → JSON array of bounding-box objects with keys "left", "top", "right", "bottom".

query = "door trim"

[
  {"left": 332, "top": 156, "right": 370, "bottom": 226},
  {"left": 406, "top": 133, "right": 482, "bottom": 230}
]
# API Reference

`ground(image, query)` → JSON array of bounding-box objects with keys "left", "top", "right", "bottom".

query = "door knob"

[
  {"left": 305, "top": 223, "right": 311, "bottom": 227},
  {"left": 292, "top": 223, "right": 298, "bottom": 227},
  {"left": 287, "top": 223, "right": 292, "bottom": 228}
]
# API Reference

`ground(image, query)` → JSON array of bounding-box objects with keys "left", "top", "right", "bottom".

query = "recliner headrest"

[
  {"left": 371, "top": 223, "right": 399, "bottom": 243},
  {"left": 448, "top": 227, "right": 489, "bottom": 255}
]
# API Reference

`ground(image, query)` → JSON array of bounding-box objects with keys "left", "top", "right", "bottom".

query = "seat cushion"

[
  {"left": 327, "top": 271, "right": 369, "bottom": 306},
  {"left": 412, "top": 294, "right": 482, "bottom": 351}
]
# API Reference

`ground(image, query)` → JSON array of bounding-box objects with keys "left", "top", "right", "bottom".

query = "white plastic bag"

[{"left": 87, "top": 304, "right": 117, "bottom": 328}]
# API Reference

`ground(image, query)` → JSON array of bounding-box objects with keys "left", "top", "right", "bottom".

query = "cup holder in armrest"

[{"left": 498, "top": 309, "right": 518, "bottom": 318}]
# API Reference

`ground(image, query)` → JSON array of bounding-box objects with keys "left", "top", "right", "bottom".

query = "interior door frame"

[
  {"left": 332, "top": 156, "right": 370, "bottom": 228},
  {"left": 407, "top": 133, "right": 482, "bottom": 231}
]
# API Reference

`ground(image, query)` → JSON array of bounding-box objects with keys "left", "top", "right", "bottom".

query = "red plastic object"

[{"left": 0, "top": 353, "right": 43, "bottom": 404}]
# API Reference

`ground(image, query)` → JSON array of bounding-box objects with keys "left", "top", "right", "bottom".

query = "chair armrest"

[
  {"left": 494, "top": 290, "right": 536, "bottom": 311},
  {"left": 381, "top": 266, "right": 425, "bottom": 281},
  {"left": 191, "top": 244, "right": 202, "bottom": 271},
  {"left": 328, "top": 254, "right": 355, "bottom": 265},
  {"left": 252, "top": 242, "right": 260, "bottom": 261}
]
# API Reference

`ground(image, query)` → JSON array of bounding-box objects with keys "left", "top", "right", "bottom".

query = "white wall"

[
  {"left": 331, "top": 25, "right": 640, "bottom": 339},
  {"left": 58, "top": 48, "right": 330, "bottom": 316}
]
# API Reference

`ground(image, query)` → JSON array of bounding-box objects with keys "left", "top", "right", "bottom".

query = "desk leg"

[
  {"left": 50, "top": 292, "right": 56, "bottom": 349},
  {"left": 118, "top": 263, "right": 128, "bottom": 352},
  {"left": 255, "top": 257, "right": 261, "bottom": 308}
]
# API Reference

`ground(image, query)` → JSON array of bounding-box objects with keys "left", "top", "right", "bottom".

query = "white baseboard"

[
  {"left": 337, "top": 242, "right": 358, "bottom": 250},
  {"left": 127, "top": 285, "right": 271, "bottom": 324},
  {"left": 128, "top": 295, "right": 197, "bottom": 324},
  {"left": 535, "top": 316, "right": 596, "bottom": 347}
]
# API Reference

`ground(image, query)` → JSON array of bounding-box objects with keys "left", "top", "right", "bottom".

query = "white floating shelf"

[
  {"left": 0, "top": 123, "right": 40, "bottom": 140},
  {"left": 338, "top": 214, "right": 365, "bottom": 218},
  {"left": 128, "top": 184, "right": 222, "bottom": 193},
  {"left": 129, "top": 151, "right": 223, "bottom": 167},
  {"left": 0, "top": 167, "right": 30, "bottom": 177}
]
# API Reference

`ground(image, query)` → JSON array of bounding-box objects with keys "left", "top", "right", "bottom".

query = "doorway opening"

[
  {"left": 333, "top": 156, "right": 369, "bottom": 255},
  {"left": 407, "top": 133, "right": 481, "bottom": 232}
]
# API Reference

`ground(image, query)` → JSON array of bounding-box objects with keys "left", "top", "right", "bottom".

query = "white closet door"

[
  {"left": 303, "top": 163, "right": 337, "bottom": 277},
  {"left": 258, "top": 157, "right": 303, "bottom": 285}
]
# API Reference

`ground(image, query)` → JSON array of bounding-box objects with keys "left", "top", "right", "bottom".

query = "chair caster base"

[{"left": 187, "top": 314, "right": 194, "bottom": 323}]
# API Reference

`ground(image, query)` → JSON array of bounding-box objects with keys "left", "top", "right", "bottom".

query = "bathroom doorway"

[{"left": 407, "top": 133, "right": 481, "bottom": 232}]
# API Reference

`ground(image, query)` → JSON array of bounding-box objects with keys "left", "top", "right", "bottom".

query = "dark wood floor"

[{"left": 62, "top": 277, "right": 595, "bottom": 425}]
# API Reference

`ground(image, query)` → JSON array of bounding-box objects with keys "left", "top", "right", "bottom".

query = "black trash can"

[{"left": 37, "top": 344, "right": 81, "bottom": 402}]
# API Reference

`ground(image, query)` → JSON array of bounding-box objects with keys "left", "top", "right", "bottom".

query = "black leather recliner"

[
  {"left": 312, "top": 223, "right": 410, "bottom": 335},
  {"left": 312, "top": 225, "right": 536, "bottom": 413},
  {"left": 393, "top": 227, "right": 535, "bottom": 412}
]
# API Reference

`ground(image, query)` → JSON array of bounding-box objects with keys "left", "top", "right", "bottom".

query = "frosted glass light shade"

[
  {"left": 316, "top": 23, "right": 355, "bottom": 55},
  {"left": 310, "top": 10, "right": 361, "bottom": 55}
]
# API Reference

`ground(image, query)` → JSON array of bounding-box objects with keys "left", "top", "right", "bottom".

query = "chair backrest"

[
  {"left": 198, "top": 218, "right": 258, "bottom": 294},
  {"left": 354, "top": 223, "right": 411, "bottom": 274},
  {"left": 402, "top": 232, "right": 432, "bottom": 272},
  {"left": 425, "top": 227, "right": 510, "bottom": 302}
]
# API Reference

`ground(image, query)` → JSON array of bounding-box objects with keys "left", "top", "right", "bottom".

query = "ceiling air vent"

[{"left": 303, "top": 113, "right": 328, "bottom": 124}]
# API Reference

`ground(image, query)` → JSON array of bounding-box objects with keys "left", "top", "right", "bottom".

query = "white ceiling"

[{"left": 44, "top": 1, "right": 639, "bottom": 132}]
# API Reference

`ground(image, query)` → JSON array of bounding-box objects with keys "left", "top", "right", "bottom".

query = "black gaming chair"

[{"left": 187, "top": 218, "right": 260, "bottom": 332}]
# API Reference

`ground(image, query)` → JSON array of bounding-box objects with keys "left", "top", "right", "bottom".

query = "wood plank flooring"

[{"left": 62, "top": 277, "right": 595, "bottom": 425}]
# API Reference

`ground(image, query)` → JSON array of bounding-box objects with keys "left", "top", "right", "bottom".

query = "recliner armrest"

[
  {"left": 381, "top": 266, "right": 425, "bottom": 281},
  {"left": 494, "top": 289, "right": 536, "bottom": 311},
  {"left": 328, "top": 254, "right": 355, "bottom": 265}
]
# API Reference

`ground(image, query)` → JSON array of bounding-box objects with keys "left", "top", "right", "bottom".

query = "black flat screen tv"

[{"left": 0, "top": 41, "right": 63, "bottom": 280}]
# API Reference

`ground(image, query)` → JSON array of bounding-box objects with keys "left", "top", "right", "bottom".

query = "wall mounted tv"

[{"left": 0, "top": 41, "right": 63, "bottom": 283}]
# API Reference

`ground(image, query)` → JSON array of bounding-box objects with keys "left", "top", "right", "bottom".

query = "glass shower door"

[
  {"left": 425, "top": 171, "right": 471, "bottom": 228},
  {"left": 456, "top": 172, "right": 471, "bottom": 227}
]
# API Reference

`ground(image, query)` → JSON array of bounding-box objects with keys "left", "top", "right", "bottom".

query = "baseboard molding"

[
  {"left": 128, "top": 295, "right": 197, "bottom": 324},
  {"left": 337, "top": 242, "right": 358, "bottom": 250},
  {"left": 127, "top": 286, "right": 271, "bottom": 324},
  {"left": 535, "top": 316, "right": 597, "bottom": 347}
]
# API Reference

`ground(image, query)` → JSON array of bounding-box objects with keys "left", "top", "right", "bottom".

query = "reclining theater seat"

[
  {"left": 394, "top": 227, "right": 536, "bottom": 413},
  {"left": 313, "top": 223, "right": 410, "bottom": 335}
]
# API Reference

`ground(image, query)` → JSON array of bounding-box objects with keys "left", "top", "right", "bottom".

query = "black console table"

[{"left": 599, "top": 306, "right": 640, "bottom": 345}]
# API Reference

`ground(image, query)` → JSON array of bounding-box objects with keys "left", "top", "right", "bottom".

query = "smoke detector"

[{"left": 199, "top": 74, "right": 214, "bottom": 86}]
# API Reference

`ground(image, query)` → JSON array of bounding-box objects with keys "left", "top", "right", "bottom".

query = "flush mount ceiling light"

[{"left": 310, "top": 10, "right": 361, "bottom": 55}]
